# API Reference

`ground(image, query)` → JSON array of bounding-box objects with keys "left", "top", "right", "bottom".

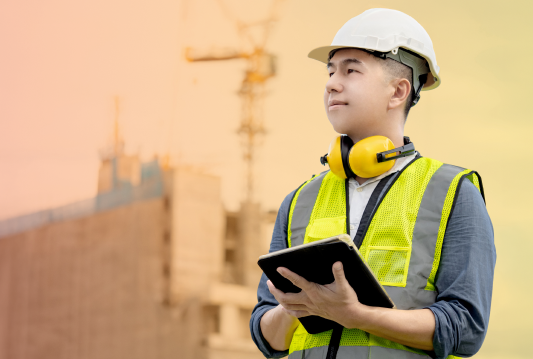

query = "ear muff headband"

[{"left": 340, "top": 135, "right": 355, "bottom": 179}]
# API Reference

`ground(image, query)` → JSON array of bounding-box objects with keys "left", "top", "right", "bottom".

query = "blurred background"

[{"left": 0, "top": 0, "right": 531, "bottom": 358}]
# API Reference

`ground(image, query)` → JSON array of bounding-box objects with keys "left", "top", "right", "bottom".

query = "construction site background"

[
  {"left": 0, "top": 152, "right": 274, "bottom": 359},
  {"left": 1, "top": 1, "right": 532, "bottom": 359}
]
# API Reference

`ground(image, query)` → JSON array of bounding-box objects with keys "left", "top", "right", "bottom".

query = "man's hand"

[
  {"left": 266, "top": 261, "right": 436, "bottom": 351},
  {"left": 266, "top": 261, "right": 365, "bottom": 328}
]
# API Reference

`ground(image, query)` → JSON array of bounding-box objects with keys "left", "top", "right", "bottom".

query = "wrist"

[
  {"left": 343, "top": 302, "right": 374, "bottom": 329},
  {"left": 275, "top": 304, "right": 300, "bottom": 326}
]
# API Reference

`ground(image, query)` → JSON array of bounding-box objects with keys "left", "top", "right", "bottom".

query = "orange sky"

[{"left": 1, "top": 1, "right": 532, "bottom": 357}]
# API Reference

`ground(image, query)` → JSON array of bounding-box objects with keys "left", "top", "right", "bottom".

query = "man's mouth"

[{"left": 328, "top": 99, "right": 348, "bottom": 110}]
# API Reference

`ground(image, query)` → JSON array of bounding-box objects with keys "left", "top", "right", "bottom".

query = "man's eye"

[
  {"left": 348, "top": 69, "right": 355, "bottom": 74},
  {"left": 329, "top": 72, "right": 334, "bottom": 77}
]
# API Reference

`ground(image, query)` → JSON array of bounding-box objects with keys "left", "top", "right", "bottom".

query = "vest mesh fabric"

[
  {"left": 286, "top": 158, "right": 480, "bottom": 358},
  {"left": 467, "top": 172, "right": 480, "bottom": 191},
  {"left": 289, "top": 171, "right": 377, "bottom": 354},
  {"left": 368, "top": 334, "right": 427, "bottom": 355},
  {"left": 359, "top": 158, "right": 442, "bottom": 287},
  {"left": 303, "top": 172, "right": 346, "bottom": 244},
  {"left": 289, "top": 325, "right": 334, "bottom": 352},
  {"left": 339, "top": 328, "right": 370, "bottom": 346}
]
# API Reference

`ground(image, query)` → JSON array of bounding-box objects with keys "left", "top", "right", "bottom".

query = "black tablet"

[{"left": 257, "top": 234, "right": 395, "bottom": 334}]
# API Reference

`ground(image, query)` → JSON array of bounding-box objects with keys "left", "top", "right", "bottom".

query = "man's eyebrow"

[{"left": 327, "top": 58, "right": 363, "bottom": 69}]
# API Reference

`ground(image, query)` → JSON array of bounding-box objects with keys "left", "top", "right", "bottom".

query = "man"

[{"left": 250, "top": 8, "right": 495, "bottom": 359}]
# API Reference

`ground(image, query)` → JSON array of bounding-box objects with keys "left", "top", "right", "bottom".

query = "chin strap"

[
  {"left": 411, "top": 74, "right": 428, "bottom": 107},
  {"left": 405, "top": 73, "right": 428, "bottom": 118}
]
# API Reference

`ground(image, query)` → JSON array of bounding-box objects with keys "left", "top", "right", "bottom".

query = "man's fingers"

[
  {"left": 267, "top": 280, "right": 309, "bottom": 305},
  {"left": 332, "top": 261, "right": 348, "bottom": 286},
  {"left": 277, "top": 267, "right": 312, "bottom": 291},
  {"left": 266, "top": 280, "right": 280, "bottom": 295},
  {"left": 266, "top": 280, "right": 290, "bottom": 300}
]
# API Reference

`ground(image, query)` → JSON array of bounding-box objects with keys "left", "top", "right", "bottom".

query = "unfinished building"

[{"left": 0, "top": 150, "right": 275, "bottom": 359}]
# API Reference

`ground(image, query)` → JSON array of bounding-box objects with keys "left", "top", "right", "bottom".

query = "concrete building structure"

[{"left": 0, "top": 150, "right": 275, "bottom": 359}]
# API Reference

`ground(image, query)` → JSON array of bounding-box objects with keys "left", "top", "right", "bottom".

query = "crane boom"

[{"left": 184, "top": 48, "right": 248, "bottom": 62}]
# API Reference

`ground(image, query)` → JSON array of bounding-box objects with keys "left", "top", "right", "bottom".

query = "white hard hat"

[{"left": 309, "top": 8, "right": 440, "bottom": 100}]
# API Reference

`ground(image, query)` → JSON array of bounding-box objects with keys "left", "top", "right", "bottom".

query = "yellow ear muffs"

[
  {"left": 348, "top": 136, "right": 396, "bottom": 178},
  {"left": 320, "top": 135, "right": 415, "bottom": 179},
  {"left": 321, "top": 135, "right": 355, "bottom": 179}
]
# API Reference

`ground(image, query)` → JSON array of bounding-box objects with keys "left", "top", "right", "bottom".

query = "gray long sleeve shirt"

[{"left": 249, "top": 165, "right": 496, "bottom": 359}]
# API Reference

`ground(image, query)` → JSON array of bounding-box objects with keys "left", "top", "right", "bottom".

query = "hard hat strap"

[
  {"left": 404, "top": 72, "right": 428, "bottom": 118},
  {"left": 411, "top": 73, "right": 428, "bottom": 107}
]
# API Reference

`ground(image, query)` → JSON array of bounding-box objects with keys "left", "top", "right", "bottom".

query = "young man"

[{"left": 250, "top": 8, "right": 495, "bottom": 359}]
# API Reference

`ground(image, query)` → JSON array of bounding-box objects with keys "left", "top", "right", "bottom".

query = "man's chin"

[{"left": 328, "top": 120, "right": 353, "bottom": 136}]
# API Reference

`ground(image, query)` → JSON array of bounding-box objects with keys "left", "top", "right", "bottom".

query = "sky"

[{"left": 1, "top": 0, "right": 532, "bottom": 357}]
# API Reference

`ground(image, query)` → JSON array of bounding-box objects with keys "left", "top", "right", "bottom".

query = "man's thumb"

[{"left": 333, "top": 261, "right": 346, "bottom": 283}]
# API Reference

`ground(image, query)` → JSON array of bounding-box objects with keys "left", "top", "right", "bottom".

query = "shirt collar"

[{"left": 349, "top": 152, "right": 418, "bottom": 188}]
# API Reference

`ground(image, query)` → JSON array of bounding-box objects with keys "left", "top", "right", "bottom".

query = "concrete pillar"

[
  {"left": 238, "top": 202, "right": 264, "bottom": 288},
  {"left": 167, "top": 168, "right": 225, "bottom": 301},
  {"left": 219, "top": 304, "right": 240, "bottom": 339}
]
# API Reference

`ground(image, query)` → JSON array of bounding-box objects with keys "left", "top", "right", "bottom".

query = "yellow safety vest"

[{"left": 286, "top": 157, "right": 483, "bottom": 359}]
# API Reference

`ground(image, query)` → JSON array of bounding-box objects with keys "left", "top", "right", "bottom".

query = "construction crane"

[{"left": 185, "top": 0, "right": 283, "bottom": 202}]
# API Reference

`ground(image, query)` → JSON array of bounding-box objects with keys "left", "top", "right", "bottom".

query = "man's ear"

[{"left": 388, "top": 78, "right": 411, "bottom": 110}]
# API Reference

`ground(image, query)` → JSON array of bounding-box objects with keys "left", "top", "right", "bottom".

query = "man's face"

[{"left": 324, "top": 48, "right": 392, "bottom": 138}]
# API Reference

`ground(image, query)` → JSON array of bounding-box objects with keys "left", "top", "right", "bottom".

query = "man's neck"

[
  {"left": 348, "top": 132, "right": 405, "bottom": 149},
  {"left": 355, "top": 176, "right": 368, "bottom": 185}
]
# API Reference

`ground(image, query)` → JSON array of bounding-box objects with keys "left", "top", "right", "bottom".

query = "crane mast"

[{"left": 185, "top": 0, "right": 281, "bottom": 202}]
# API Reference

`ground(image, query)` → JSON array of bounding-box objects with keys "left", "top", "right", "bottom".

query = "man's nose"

[{"left": 325, "top": 74, "right": 343, "bottom": 93}]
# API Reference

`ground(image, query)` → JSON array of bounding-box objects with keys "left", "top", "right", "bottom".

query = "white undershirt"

[{"left": 348, "top": 153, "right": 417, "bottom": 239}]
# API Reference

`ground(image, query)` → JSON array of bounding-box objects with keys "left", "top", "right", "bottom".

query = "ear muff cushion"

[
  {"left": 340, "top": 135, "right": 356, "bottom": 178},
  {"left": 326, "top": 136, "right": 348, "bottom": 179},
  {"left": 349, "top": 136, "right": 395, "bottom": 178}
]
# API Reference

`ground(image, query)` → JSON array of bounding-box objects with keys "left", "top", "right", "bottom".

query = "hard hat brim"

[{"left": 308, "top": 45, "right": 440, "bottom": 91}]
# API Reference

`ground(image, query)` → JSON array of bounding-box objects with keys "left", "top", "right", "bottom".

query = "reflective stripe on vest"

[
  {"left": 288, "top": 345, "right": 433, "bottom": 359},
  {"left": 286, "top": 157, "right": 483, "bottom": 359},
  {"left": 288, "top": 172, "right": 329, "bottom": 248},
  {"left": 288, "top": 346, "right": 464, "bottom": 359}
]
